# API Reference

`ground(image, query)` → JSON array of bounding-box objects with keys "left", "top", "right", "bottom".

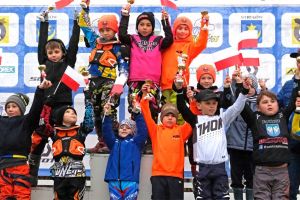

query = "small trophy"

[
  {"left": 80, "top": 0, "right": 89, "bottom": 9},
  {"left": 37, "top": 5, "right": 55, "bottom": 22},
  {"left": 131, "top": 92, "right": 141, "bottom": 113},
  {"left": 201, "top": 11, "right": 209, "bottom": 30},
  {"left": 175, "top": 51, "right": 188, "bottom": 84},
  {"left": 296, "top": 91, "right": 300, "bottom": 114},
  {"left": 79, "top": 66, "right": 90, "bottom": 90},
  {"left": 121, "top": 0, "right": 135, "bottom": 15},
  {"left": 38, "top": 64, "right": 47, "bottom": 82}
]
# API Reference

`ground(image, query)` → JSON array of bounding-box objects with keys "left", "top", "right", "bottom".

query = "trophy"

[
  {"left": 175, "top": 51, "right": 188, "bottom": 84},
  {"left": 201, "top": 11, "right": 209, "bottom": 30},
  {"left": 131, "top": 92, "right": 141, "bottom": 113},
  {"left": 80, "top": 0, "right": 89, "bottom": 9},
  {"left": 38, "top": 64, "right": 47, "bottom": 82},
  {"left": 37, "top": 5, "right": 55, "bottom": 22},
  {"left": 78, "top": 66, "right": 90, "bottom": 90},
  {"left": 121, "top": 0, "right": 135, "bottom": 15}
]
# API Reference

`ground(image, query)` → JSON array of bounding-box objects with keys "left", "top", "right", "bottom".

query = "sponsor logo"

[
  {"left": 292, "top": 17, "right": 300, "bottom": 44},
  {"left": 0, "top": 66, "right": 15, "bottom": 73},
  {"left": 0, "top": 16, "right": 9, "bottom": 43},
  {"left": 266, "top": 124, "right": 280, "bottom": 137},
  {"left": 241, "top": 19, "right": 262, "bottom": 43}
]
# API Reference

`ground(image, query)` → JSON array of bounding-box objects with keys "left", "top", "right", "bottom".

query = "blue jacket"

[
  {"left": 277, "top": 76, "right": 300, "bottom": 154},
  {"left": 103, "top": 114, "right": 148, "bottom": 183}
]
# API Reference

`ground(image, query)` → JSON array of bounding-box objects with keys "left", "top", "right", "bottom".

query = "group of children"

[{"left": 1, "top": 1, "right": 300, "bottom": 200}]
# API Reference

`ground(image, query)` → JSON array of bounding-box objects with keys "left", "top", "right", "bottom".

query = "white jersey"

[{"left": 193, "top": 94, "right": 247, "bottom": 164}]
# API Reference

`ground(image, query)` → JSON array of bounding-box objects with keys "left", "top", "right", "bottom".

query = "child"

[
  {"left": 160, "top": 13, "right": 209, "bottom": 106},
  {"left": 226, "top": 69, "right": 259, "bottom": 200},
  {"left": 102, "top": 102, "right": 147, "bottom": 199},
  {"left": 175, "top": 78, "right": 250, "bottom": 199},
  {"left": 0, "top": 80, "right": 52, "bottom": 200},
  {"left": 49, "top": 97, "right": 94, "bottom": 200},
  {"left": 29, "top": 9, "right": 81, "bottom": 185},
  {"left": 119, "top": 4, "right": 173, "bottom": 121},
  {"left": 240, "top": 85, "right": 300, "bottom": 199},
  {"left": 140, "top": 83, "right": 192, "bottom": 200},
  {"left": 177, "top": 64, "right": 232, "bottom": 177},
  {"left": 78, "top": 0, "right": 130, "bottom": 153},
  {"left": 277, "top": 49, "right": 300, "bottom": 200}
]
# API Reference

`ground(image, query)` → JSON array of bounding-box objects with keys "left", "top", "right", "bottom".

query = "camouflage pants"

[{"left": 89, "top": 77, "right": 119, "bottom": 137}]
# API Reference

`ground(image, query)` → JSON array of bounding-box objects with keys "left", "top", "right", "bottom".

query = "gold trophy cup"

[
  {"left": 201, "top": 11, "right": 209, "bottom": 30},
  {"left": 38, "top": 64, "right": 47, "bottom": 82},
  {"left": 37, "top": 5, "right": 55, "bottom": 22},
  {"left": 79, "top": 66, "right": 90, "bottom": 90},
  {"left": 176, "top": 51, "right": 188, "bottom": 84},
  {"left": 122, "top": 0, "right": 135, "bottom": 15}
]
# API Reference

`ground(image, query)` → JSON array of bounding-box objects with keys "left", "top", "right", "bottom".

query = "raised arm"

[
  {"left": 38, "top": 21, "right": 49, "bottom": 64},
  {"left": 160, "top": 11, "right": 173, "bottom": 50},
  {"left": 66, "top": 14, "right": 81, "bottom": 67},
  {"left": 133, "top": 113, "right": 148, "bottom": 150},
  {"left": 118, "top": 4, "right": 132, "bottom": 45}
]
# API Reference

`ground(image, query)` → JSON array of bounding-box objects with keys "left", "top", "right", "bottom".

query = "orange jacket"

[
  {"left": 140, "top": 98, "right": 192, "bottom": 179},
  {"left": 161, "top": 21, "right": 208, "bottom": 91}
]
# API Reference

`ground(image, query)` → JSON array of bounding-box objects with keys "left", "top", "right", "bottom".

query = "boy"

[
  {"left": 0, "top": 80, "right": 52, "bottom": 199},
  {"left": 78, "top": 0, "right": 130, "bottom": 153},
  {"left": 119, "top": 4, "right": 173, "bottom": 121},
  {"left": 50, "top": 97, "right": 94, "bottom": 199},
  {"left": 175, "top": 79, "right": 250, "bottom": 199},
  {"left": 29, "top": 9, "right": 81, "bottom": 185},
  {"left": 240, "top": 88, "right": 300, "bottom": 199},
  {"left": 102, "top": 102, "right": 147, "bottom": 199},
  {"left": 140, "top": 83, "right": 192, "bottom": 200},
  {"left": 161, "top": 14, "right": 209, "bottom": 107}
]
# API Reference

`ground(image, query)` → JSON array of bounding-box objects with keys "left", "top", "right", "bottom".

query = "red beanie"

[
  {"left": 196, "top": 64, "right": 216, "bottom": 82},
  {"left": 98, "top": 15, "right": 118, "bottom": 33}
]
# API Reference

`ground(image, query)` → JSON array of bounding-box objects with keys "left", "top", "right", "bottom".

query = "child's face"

[
  {"left": 199, "top": 74, "right": 214, "bottom": 89},
  {"left": 46, "top": 47, "right": 63, "bottom": 63},
  {"left": 118, "top": 124, "right": 133, "bottom": 138},
  {"left": 137, "top": 19, "right": 153, "bottom": 37},
  {"left": 175, "top": 24, "right": 190, "bottom": 40},
  {"left": 99, "top": 28, "right": 116, "bottom": 41},
  {"left": 162, "top": 113, "right": 177, "bottom": 128},
  {"left": 196, "top": 99, "right": 218, "bottom": 116},
  {"left": 63, "top": 109, "right": 77, "bottom": 126},
  {"left": 257, "top": 95, "right": 279, "bottom": 116},
  {"left": 5, "top": 102, "right": 21, "bottom": 117}
]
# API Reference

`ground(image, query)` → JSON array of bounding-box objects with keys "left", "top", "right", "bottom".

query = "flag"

[
  {"left": 61, "top": 66, "right": 85, "bottom": 91},
  {"left": 240, "top": 50, "right": 260, "bottom": 67},
  {"left": 110, "top": 74, "right": 128, "bottom": 96},
  {"left": 213, "top": 47, "right": 243, "bottom": 71},
  {"left": 55, "top": 0, "right": 74, "bottom": 9},
  {"left": 160, "top": 0, "right": 178, "bottom": 10},
  {"left": 0, "top": 48, "right": 2, "bottom": 65},
  {"left": 238, "top": 30, "right": 258, "bottom": 50}
]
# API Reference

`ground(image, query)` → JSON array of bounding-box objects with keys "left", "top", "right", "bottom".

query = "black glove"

[{"left": 44, "top": 95, "right": 56, "bottom": 107}]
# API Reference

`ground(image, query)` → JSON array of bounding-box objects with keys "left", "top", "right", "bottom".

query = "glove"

[{"left": 44, "top": 95, "right": 55, "bottom": 107}]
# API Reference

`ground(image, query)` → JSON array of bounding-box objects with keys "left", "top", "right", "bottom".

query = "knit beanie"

[
  {"left": 136, "top": 12, "right": 155, "bottom": 32},
  {"left": 119, "top": 119, "right": 136, "bottom": 135},
  {"left": 55, "top": 105, "right": 77, "bottom": 126},
  {"left": 98, "top": 15, "right": 118, "bottom": 33},
  {"left": 196, "top": 64, "right": 216, "bottom": 82},
  {"left": 173, "top": 16, "right": 193, "bottom": 40},
  {"left": 160, "top": 103, "right": 179, "bottom": 122},
  {"left": 247, "top": 74, "right": 258, "bottom": 90},
  {"left": 5, "top": 93, "right": 29, "bottom": 115}
]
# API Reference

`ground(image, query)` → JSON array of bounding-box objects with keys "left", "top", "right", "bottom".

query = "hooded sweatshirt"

[{"left": 161, "top": 16, "right": 208, "bottom": 90}]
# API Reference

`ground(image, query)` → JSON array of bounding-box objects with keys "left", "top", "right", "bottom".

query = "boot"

[
  {"left": 28, "top": 153, "right": 41, "bottom": 187},
  {"left": 246, "top": 188, "right": 253, "bottom": 200},
  {"left": 232, "top": 187, "right": 243, "bottom": 200}
]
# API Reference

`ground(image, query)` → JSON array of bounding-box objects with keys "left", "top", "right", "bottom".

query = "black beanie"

[
  {"left": 136, "top": 12, "right": 155, "bottom": 32},
  {"left": 55, "top": 105, "right": 77, "bottom": 126}
]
